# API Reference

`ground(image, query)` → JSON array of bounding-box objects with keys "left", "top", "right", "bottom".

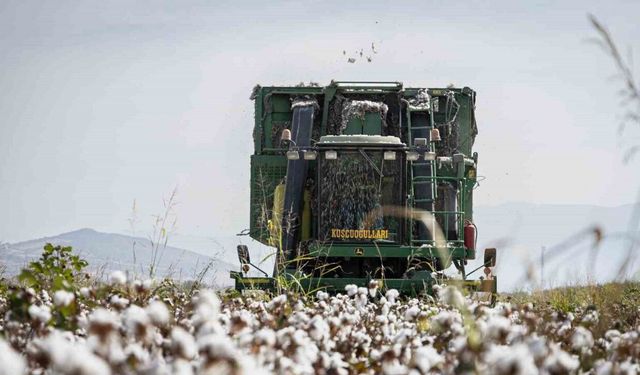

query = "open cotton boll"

[
  {"left": 385, "top": 289, "right": 399, "bottom": 304},
  {"left": 110, "top": 295, "right": 130, "bottom": 309},
  {"left": 109, "top": 270, "right": 127, "bottom": 286},
  {"left": 193, "top": 290, "right": 221, "bottom": 322},
  {"left": 88, "top": 307, "right": 120, "bottom": 336},
  {"left": 543, "top": 344, "right": 579, "bottom": 374},
  {"left": 146, "top": 300, "right": 170, "bottom": 326},
  {"left": 345, "top": 284, "right": 358, "bottom": 297},
  {"left": 266, "top": 294, "right": 287, "bottom": 311},
  {"left": 0, "top": 339, "right": 26, "bottom": 375},
  {"left": 316, "top": 291, "right": 329, "bottom": 301},
  {"left": 438, "top": 286, "right": 465, "bottom": 308},
  {"left": 35, "top": 331, "right": 110, "bottom": 375},
  {"left": 123, "top": 305, "right": 150, "bottom": 337},
  {"left": 404, "top": 306, "right": 421, "bottom": 321},
  {"left": 571, "top": 326, "right": 595, "bottom": 351},
  {"left": 412, "top": 346, "right": 444, "bottom": 373},
  {"left": 53, "top": 290, "right": 74, "bottom": 307},
  {"left": 485, "top": 343, "right": 538, "bottom": 375},
  {"left": 171, "top": 327, "right": 198, "bottom": 360},
  {"left": 79, "top": 287, "right": 91, "bottom": 298},
  {"left": 28, "top": 304, "right": 51, "bottom": 323}
]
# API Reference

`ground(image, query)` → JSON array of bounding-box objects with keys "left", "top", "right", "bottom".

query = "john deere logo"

[{"left": 354, "top": 248, "right": 364, "bottom": 256}]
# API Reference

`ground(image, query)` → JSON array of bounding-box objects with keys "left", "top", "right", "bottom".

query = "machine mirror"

[
  {"left": 484, "top": 248, "right": 497, "bottom": 267},
  {"left": 237, "top": 245, "right": 250, "bottom": 265},
  {"left": 325, "top": 150, "right": 338, "bottom": 160},
  {"left": 383, "top": 151, "right": 397, "bottom": 160}
]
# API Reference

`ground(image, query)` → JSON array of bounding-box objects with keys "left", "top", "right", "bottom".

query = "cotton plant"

[{"left": 2, "top": 271, "right": 640, "bottom": 374}]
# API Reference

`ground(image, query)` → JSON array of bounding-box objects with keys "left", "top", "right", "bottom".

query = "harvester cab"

[{"left": 231, "top": 81, "right": 497, "bottom": 298}]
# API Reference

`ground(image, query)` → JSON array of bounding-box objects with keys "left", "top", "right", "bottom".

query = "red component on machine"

[{"left": 464, "top": 221, "right": 476, "bottom": 251}]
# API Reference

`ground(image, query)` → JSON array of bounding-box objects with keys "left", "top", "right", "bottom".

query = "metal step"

[{"left": 414, "top": 198, "right": 434, "bottom": 203}]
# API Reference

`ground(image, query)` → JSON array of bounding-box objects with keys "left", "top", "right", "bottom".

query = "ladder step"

[
  {"left": 410, "top": 126, "right": 431, "bottom": 130},
  {"left": 413, "top": 180, "right": 432, "bottom": 185},
  {"left": 414, "top": 198, "right": 434, "bottom": 203}
]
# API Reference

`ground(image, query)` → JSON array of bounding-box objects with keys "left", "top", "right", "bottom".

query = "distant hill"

[{"left": 0, "top": 228, "right": 236, "bottom": 286}]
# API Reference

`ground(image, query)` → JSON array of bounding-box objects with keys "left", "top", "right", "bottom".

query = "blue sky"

[{"left": 1, "top": 0, "right": 639, "bottom": 243}]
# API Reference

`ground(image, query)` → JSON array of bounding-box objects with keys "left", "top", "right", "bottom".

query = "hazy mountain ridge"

[{"left": 0, "top": 228, "right": 235, "bottom": 285}]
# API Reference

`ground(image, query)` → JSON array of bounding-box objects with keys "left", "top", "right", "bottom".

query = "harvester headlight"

[
  {"left": 303, "top": 150, "right": 317, "bottom": 160},
  {"left": 383, "top": 151, "right": 397, "bottom": 161},
  {"left": 406, "top": 151, "right": 420, "bottom": 161},
  {"left": 286, "top": 150, "right": 300, "bottom": 160},
  {"left": 414, "top": 138, "right": 428, "bottom": 146},
  {"left": 424, "top": 151, "right": 436, "bottom": 161},
  {"left": 325, "top": 150, "right": 338, "bottom": 160}
]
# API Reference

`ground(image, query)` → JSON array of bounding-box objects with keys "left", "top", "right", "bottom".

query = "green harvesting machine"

[{"left": 231, "top": 81, "right": 497, "bottom": 297}]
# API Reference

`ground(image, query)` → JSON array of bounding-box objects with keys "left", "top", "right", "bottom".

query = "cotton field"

[{"left": 1, "top": 272, "right": 639, "bottom": 375}]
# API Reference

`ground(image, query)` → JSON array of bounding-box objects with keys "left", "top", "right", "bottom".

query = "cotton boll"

[
  {"left": 485, "top": 343, "right": 537, "bottom": 375},
  {"left": 571, "top": 326, "right": 594, "bottom": 352},
  {"left": 385, "top": 289, "right": 399, "bottom": 304},
  {"left": 123, "top": 305, "right": 150, "bottom": 338},
  {"left": 0, "top": 339, "right": 26, "bottom": 375},
  {"left": 142, "top": 279, "right": 155, "bottom": 291},
  {"left": 28, "top": 304, "right": 51, "bottom": 323},
  {"left": 345, "top": 284, "right": 358, "bottom": 297},
  {"left": 146, "top": 300, "right": 170, "bottom": 326},
  {"left": 412, "top": 346, "right": 444, "bottom": 373},
  {"left": 316, "top": 291, "right": 329, "bottom": 301},
  {"left": 124, "top": 343, "right": 150, "bottom": 367},
  {"left": 109, "top": 270, "right": 127, "bottom": 286},
  {"left": 368, "top": 280, "right": 379, "bottom": 297},
  {"left": 171, "top": 327, "right": 198, "bottom": 360},
  {"left": 88, "top": 308, "right": 119, "bottom": 336},
  {"left": 543, "top": 344, "right": 579, "bottom": 374},
  {"left": 255, "top": 328, "right": 277, "bottom": 347},
  {"left": 79, "top": 287, "right": 91, "bottom": 298},
  {"left": 53, "top": 290, "right": 75, "bottom": 307},
  {"left": 198, "top": 334, "right": 239, "bottom": 361},
  {"left": 110, "top": 295, "right": 130, "bottom": 309},
  {"left": 173, "top": 359, "right": 195, "bottom": 375},
  {"left": 438, "top": 286, "right": 465, "bottom": 309},
  {"left": 484, "top": 315, "right": 512, "bottom": 341},
  {"left": 404, "top": 306, "right": 420, "bottom": 321},
  {"left": 35, "top": 331, "right": 110, "bottom": 375}
]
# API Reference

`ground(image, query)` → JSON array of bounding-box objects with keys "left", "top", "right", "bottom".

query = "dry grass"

[{"left": 507, "top": 281, "right": 640, "bottom": 337}]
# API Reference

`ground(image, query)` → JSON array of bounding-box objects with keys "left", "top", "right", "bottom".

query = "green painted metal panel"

[
  {"left": 249, "top": 155, "right": 288, "bottom": 244},
  {"left": 362, "top": 112, "right": 382, "bottom": 135},
  {"left": 308, "top": 243, "right": 469, "bottom": 259}
]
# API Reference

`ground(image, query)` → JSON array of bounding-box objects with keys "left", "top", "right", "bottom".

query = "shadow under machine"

[{"left": 231, "top": 81, "right": 497, "bottom": 296}]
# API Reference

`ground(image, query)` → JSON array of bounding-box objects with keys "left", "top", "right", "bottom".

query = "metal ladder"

[{"left": 406, "top": 105, "right": 436, "bottom": 246}]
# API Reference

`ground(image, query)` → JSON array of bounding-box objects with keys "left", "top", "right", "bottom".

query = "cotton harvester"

[{"left": 231, "top": 81, "right": 497, "bottom": 297}]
